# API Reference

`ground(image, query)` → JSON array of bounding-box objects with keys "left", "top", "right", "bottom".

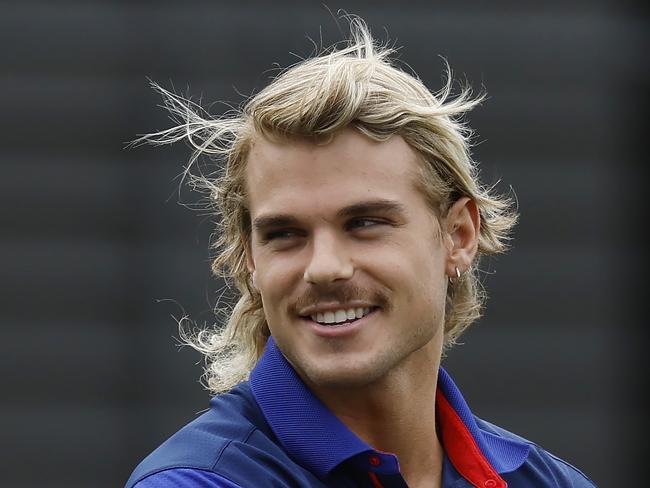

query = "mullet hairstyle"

[{"left": 138, "top": 18, "right": 518, "bottom": 394}]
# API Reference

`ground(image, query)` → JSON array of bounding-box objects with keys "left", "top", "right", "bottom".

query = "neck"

[{"left": 310, "top": 341, "right": 444, "bottom": 488}]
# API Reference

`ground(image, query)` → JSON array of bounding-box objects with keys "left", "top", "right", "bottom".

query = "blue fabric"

[
  {"left": 249, "top": 336, "right": 400, "bottom": 478},
  {"left": 125, "top": 337, "right": 597, "bottom": 487},
  {"left": 133, "top": 468, "right": 240, "bottom": 487}
]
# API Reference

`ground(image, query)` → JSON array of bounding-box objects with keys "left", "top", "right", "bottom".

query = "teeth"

[{"left": 309, "top": 307, "right": 374, "bottom": 325}]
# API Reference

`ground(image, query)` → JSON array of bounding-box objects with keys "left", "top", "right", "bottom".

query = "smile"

[{"left": 309, "top": 307, "right": 374, "bottom": 326}]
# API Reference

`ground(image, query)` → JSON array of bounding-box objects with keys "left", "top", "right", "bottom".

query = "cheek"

[
  {"left": 380, "top": 239, "right": 444, "bottom": 283},
  {"left": 256, "top": 255, "right": 304, "bottom": 314},
  {"left": 397, "top": 244, "right": 447, "bottom": 306}
]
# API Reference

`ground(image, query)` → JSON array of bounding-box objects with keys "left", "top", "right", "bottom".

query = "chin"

[
  {"left": 294, "top": 354, "right": 392, "bottom": 391},
  {"left": 305, "top": 370, "right": 379, "bottom": 391}
]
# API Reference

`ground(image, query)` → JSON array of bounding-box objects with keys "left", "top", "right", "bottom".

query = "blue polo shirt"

[{"left": 125, "top": 337, "right": 596, "bottom": 487}]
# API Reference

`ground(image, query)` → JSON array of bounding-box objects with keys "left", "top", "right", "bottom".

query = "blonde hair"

[{"left": 139, "top": 18, "right": 517, "bottom": 394}]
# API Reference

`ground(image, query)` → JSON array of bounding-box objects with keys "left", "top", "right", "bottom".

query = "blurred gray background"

[{"left": 1, "top": 1, "right": 647, "bottom": 487}]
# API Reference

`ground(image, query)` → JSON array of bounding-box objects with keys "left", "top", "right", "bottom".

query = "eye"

[
  {"left": 264, "top": 229, "right": 298, "bottom": 241},
  {"left": 346, "top": 218, "right": 384, "bottom": 230}
]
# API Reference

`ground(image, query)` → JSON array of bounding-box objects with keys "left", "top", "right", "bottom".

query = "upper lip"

[{"left": 297, "top": 302, "right": 377, "bottom": 316}]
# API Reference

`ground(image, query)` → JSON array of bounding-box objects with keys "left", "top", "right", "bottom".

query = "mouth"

[{"left": 302, "top": 306, "right": 378, "bottom": 327}]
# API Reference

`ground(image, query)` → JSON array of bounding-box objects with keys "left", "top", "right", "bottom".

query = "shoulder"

[
  {"left": 132, "top": 468, "right": 242, "bottom": 487},
  {"left": 125, "top": 383, "right": 262, "bottom": 488},
  {"left": 125, "top": 383, "right": 323, "bottom": 488},
  {"left": 476, "top": 418, "right": 598, "bottom": 487}
]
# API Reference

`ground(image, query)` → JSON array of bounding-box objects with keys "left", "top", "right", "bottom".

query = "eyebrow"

[
  {"left": 252, "top": 214, "right": 301, "bottom": 232},
  {"left": 335, "top": 199, "right": 407, "bottom": 219},
  {"left": 252, "top": 199, "right": 407, "bottom": 232}
]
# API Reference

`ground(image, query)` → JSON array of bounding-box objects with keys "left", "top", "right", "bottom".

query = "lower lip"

[{"left": 304, "top": 309, "right": 378, "bottom": 338}]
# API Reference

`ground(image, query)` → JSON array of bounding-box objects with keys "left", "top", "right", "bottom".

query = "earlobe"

[
  {"left": 244, "top": 242, "right": 256, "bottom": 285},
  {"left": 445, "top": 197, "right": 480, "bottom": 277}
]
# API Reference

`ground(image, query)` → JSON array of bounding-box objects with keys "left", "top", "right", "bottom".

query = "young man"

[{"left": 126, "top": 20, "right": 596, "bottom": 488}]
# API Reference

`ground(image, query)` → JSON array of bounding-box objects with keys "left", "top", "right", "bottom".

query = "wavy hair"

[{"left": 138, "top": 18, "right": 518, "bottom": 394}]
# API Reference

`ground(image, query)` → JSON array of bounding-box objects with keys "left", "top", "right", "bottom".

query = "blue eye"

[{"left": 347, "top": 218, "right": 382, "bottom": 229}]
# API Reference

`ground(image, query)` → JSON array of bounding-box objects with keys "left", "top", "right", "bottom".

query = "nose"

[{"left": 303, "top": 231, "right": 354, "bottom": 285}]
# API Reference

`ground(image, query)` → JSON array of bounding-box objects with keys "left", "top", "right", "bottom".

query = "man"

[{"left": 126, "top": 19, "right": 596, "bottom": 488}]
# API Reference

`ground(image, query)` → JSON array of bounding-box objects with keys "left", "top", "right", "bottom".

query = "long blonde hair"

[{"left": 139, "top": 18, "right": 517, "bottom": 394}]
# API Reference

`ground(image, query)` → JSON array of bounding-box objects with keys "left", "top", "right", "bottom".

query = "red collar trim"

[{"left": 436, "top": 389, "right": 507, "bottom": 488}]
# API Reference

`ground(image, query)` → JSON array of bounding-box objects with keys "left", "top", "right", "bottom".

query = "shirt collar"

[
  {"left": 435, "top": 367, "right": 530, "bottom": 485},
  {"left": 250, "top": 337, "right": 529, "bottom": 484}
]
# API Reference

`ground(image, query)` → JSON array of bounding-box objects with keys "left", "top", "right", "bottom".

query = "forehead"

[{"left": 245, "top": 128, "right": 426, "bottom": 218}]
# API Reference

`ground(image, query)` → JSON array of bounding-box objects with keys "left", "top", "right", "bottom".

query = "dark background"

[{"left": 1, "top": 1, "right": 647, "bottom": 487}]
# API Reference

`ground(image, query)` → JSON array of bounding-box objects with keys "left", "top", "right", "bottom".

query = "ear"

[
  {"left": 444, "top": 197, "right": 480, "bottom": 277},
  {"left": 244, "top": 240, "right": 256, "bottom": 286}
]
